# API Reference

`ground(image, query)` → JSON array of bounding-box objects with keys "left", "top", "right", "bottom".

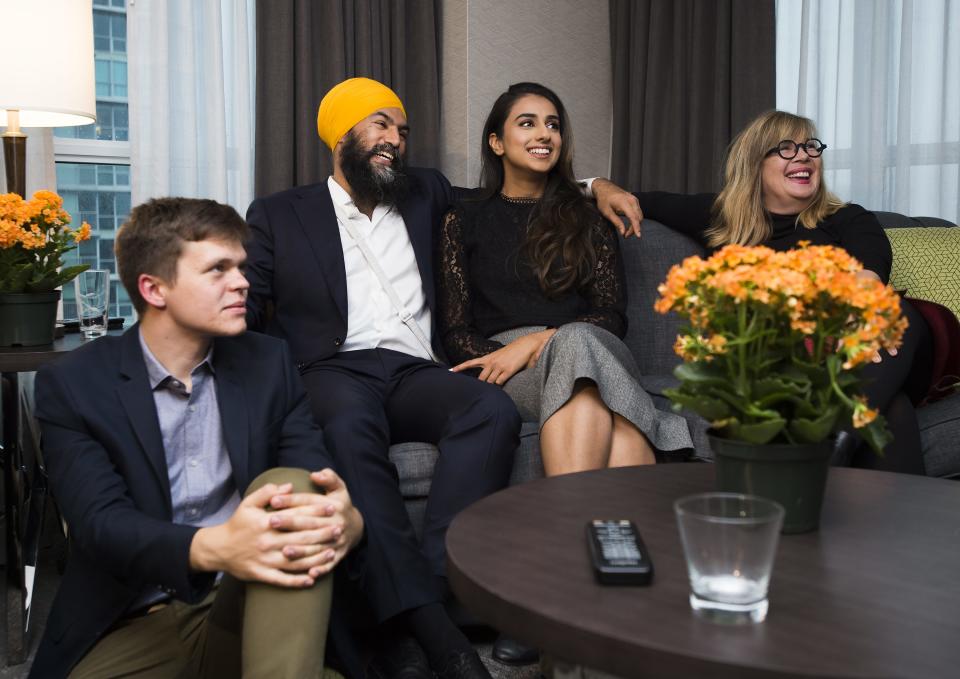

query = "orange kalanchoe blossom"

[
  {"left": 852, "top": 396, "right": 879, "bottom": 429},
  {"left": 655, "top": 242, "right": 904, "bottom": 453},
  {"left": 73, "top": 221, "right": 92, "bottom": 243},
  {"left": 0, "top": 190, "right": 91, "bottom": 294}
]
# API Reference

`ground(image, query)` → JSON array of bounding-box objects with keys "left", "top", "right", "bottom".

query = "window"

[
  {"left": 776, "top": 0, "right": 960, "bottom": 222},
  {"left": 55, "top": 0, "right": 134, "bottom": 323}
]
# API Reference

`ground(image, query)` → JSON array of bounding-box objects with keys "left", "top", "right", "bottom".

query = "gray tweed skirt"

[{"left": 491, "top": 323, "right": 693, "bottom": 455}]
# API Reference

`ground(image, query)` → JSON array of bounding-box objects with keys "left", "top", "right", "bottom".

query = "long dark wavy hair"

[{"left": 478, "top": 82, "right": 597, "bottom": 296}]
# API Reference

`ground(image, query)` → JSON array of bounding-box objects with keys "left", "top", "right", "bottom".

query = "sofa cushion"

[
  {"left": 390, "top": 441, "right": 440, "bottom": 499},
  {"left": 390, "top": 422, "right": 543, "bottom": 501},
  {"left": 620, "top": 219, "right": 705, "bottom": 376},
  {"left": 918, "top": 391, "right": 960, "bottom": 478},
  {"left": 886, "top": 227, "right": 960, "bottom": 319}
]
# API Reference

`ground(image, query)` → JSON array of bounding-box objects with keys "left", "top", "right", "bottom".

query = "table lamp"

[{"left": 0, "top": 0, "right": 96, "bottom": 197}]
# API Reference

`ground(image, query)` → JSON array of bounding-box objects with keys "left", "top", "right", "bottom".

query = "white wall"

[{"left": 440, "top": 0, "right": 612, "bottom": 187}]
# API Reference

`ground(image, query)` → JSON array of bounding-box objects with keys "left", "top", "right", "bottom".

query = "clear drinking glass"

[
  {"left": 674, "top": 493, "right": 785, "bottom": 624},
  {"left": 74, "top": 269, "right": 110, "bottom": 339}
]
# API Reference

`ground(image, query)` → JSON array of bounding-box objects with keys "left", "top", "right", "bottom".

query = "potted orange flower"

[
  {"left": 0, "top": 190, "right": 91, "bottom": 346},
  {"left": 655, "top": 243, "right": 906, "bottom": 532}
]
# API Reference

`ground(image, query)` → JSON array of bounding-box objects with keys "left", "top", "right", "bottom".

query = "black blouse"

[
  {"left": 437, "top": 194, "right": 627, "bottom": 365},
  {"left": 636, "top": 192, "right": 894, "bottom": 283}
]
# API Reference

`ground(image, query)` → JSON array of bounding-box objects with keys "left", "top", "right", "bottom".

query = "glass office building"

[{"left": 55, "top": 0, "right": 133, "bottom": 322}]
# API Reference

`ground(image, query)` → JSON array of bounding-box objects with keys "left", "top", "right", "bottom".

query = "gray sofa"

[{"left": 392, "top": 214, "right": 960, "bottom": 533}]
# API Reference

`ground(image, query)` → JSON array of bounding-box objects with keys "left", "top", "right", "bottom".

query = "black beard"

[{"left": 339, "top": 131, "right": 409, "bottom": 208}]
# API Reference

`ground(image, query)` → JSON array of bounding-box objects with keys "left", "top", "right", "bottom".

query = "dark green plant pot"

[
  {"left": 0, "top": 291, "right": 61, "bottom": 347},
  {"left": 709, "top": 433, "right": 833, "bottom": 534}
]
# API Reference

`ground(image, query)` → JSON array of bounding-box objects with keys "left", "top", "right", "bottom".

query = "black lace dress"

[{"left": 437, "top": 194, "right": 693, "bottom": 454}]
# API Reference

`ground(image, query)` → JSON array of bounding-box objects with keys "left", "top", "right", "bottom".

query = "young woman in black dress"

[
  {"left": 636, "top": 110, "right": 932, "bottom": 474},
  {"left": 437, "top": 82, "right": 693, "bottom": 479}
]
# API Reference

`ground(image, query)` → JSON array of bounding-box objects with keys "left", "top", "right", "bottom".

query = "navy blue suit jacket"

[
  {"left": 30, "top": 327, "right": 335, "bottom": 678},
  {"left": 244, "top": 168, "right": 465, "bottom": 366}
]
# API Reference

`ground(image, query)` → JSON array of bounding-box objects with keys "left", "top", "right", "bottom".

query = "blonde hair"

[{"left": 706, "top": 110, "right": 845, "bottom": 247}]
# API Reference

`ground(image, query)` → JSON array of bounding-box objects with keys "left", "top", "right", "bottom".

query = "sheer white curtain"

[
  {"left": 128, "top": 0, "right": 255, "bottom": 213},
  {"left": 777, "top": 0, "right": 960, "bottom": 223}
]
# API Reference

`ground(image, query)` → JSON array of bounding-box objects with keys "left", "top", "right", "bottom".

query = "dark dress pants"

[
  {"left": 301, "top": 348, "right": 521, "bottom": 622},
  {"left": 852, "top": 298, "right": 932, "bottom": 474}
]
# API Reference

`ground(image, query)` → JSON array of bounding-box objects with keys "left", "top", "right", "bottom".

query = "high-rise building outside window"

[{"left": 55, "top": 0, "right": 133, "bottom": 323}]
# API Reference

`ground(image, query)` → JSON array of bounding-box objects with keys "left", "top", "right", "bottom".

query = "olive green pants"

[{"left": 69, "top": 468, "right": 333, "bottom": 679}]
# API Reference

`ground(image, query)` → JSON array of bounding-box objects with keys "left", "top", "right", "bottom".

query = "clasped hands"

[
  {"left": 190, "top": 468, "right": 363, "bottom": 588},
  {"left": 451, "top": 329, "right": 557, "bottom": 384}
]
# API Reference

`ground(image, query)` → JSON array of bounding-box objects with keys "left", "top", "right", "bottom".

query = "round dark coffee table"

[{"left": 446, "top": 464, "right": 960, "bottom": 678}]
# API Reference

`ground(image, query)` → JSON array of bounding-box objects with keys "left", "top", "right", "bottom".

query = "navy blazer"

[
  {"left": 30, "top": 327, "right": 335, "bottom": 678},
  {"left": 245, "top": 168, "right": 463, "bottom": 367}
]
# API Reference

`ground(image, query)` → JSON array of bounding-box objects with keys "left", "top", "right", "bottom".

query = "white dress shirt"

[{"left": 327, "top": 176, "right": 433, "bottom": 359}]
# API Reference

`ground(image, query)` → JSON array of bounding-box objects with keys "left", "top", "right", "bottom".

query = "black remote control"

[{"left": 586, "top": 519, "right": 653, "bottom": 585}]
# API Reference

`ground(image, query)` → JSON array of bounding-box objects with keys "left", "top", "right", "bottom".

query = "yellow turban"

[{"left": 316, "top": 77, "right": 406, "bottom": 150}]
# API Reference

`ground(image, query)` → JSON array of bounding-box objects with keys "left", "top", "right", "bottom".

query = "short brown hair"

[{"left": 115, "top": 197, "right": 249, "bottom": 313}]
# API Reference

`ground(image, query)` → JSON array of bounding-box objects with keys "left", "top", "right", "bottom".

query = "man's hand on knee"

[{"left": 189, "top": 480, "right": 356, "bottom": 588}]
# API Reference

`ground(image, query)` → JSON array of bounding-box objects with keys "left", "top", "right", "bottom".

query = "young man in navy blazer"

[{"left": 31, "top": 198, "right": 363, "bottom": 678}]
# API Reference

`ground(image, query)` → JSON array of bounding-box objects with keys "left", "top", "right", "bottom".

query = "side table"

[{"left": 1, "top": 331, "right": 121, "bottom": 665}]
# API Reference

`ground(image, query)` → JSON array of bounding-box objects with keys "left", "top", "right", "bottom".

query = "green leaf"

[
  {"left": 721, "top": 417, "right": 787, "bottom": 444},
  {"left": 787, "top": 406, "right": 840, "bottom": 443},
  {"left": 857, "top": 415, "right": 892, "bottom": 456},
  {"left": 703, "top": 387, "right": 750, "bottom": 414},
  {"left": 835, "top": 370, "right": 859, "bottom": 388},
  {"left": 24, "top": 280, "right": 57, "bottom": 293},
  {"left": 755, "top": 392, "right": 815, "bottom": 411},
  {"left": 753, "top": 375, "right": 809, "bottom": 399},
  {"left": 672, "top": 362, "right": 728, "bottom": 387},
  {"left": 54, "top": 264, "right": 91, "bottom": 286},
  {"left": 780, "top": 365, "right": 813, "bottom": 383},
  {"left": 7, "top": 265, "right": 33, "bottom": 292},
  {"left": 19, "top": 265, "right": 91, "bottom": 293},
  {"left": 663, "top": 388, "right": 732, "bottom": 420},
  {"left": 751, "top": 376, "right": 810, "bottom": 408},
  {"left": 790, "top": 356, "right": 839, "bottom": 386}
]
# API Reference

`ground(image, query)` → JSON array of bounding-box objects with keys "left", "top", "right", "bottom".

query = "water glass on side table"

[
  {"left": 74, "top": 269, "right": 110, "bottom": 339},
  {"left": 674, "top": 492, "right": 784, "bottom": 624}
]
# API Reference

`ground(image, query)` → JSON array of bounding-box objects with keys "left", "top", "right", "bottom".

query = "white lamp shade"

[{"left": 0, "top": 0, "right": 96, "bottom": 128}]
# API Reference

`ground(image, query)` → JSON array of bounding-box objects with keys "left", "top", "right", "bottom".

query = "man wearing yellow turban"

[
  {"left": 245, "top": 77, "right": 516, "bottom": 679},
  {"left": 316, "top": 76, "right": 407, "bottom": 151}
]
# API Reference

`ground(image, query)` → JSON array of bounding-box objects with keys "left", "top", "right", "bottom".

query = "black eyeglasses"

[{"left": 765, "top": 138, "right": 827, "bottom": 160}]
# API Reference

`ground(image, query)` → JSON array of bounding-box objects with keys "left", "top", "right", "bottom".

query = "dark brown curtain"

[
  {"left": 254, "top": 0, "right": 441, "bottom": 199},
  {"left": 610, "top": 0, "right": 776, "bottom": 193}
]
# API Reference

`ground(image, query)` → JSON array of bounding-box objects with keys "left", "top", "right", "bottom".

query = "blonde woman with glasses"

[{"left": 636, "top": 110, "right": 932, "bottom": 475}]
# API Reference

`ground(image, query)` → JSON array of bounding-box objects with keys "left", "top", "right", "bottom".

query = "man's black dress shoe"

[
  {"left": 434, "top": 650, "right": 492, "bottom": 679},
  {"left": 366, "top": 633, "right": 433, "bottom": 679},
  {"left": 491, "top": 634, "right": 540, "bottom": 666}
]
